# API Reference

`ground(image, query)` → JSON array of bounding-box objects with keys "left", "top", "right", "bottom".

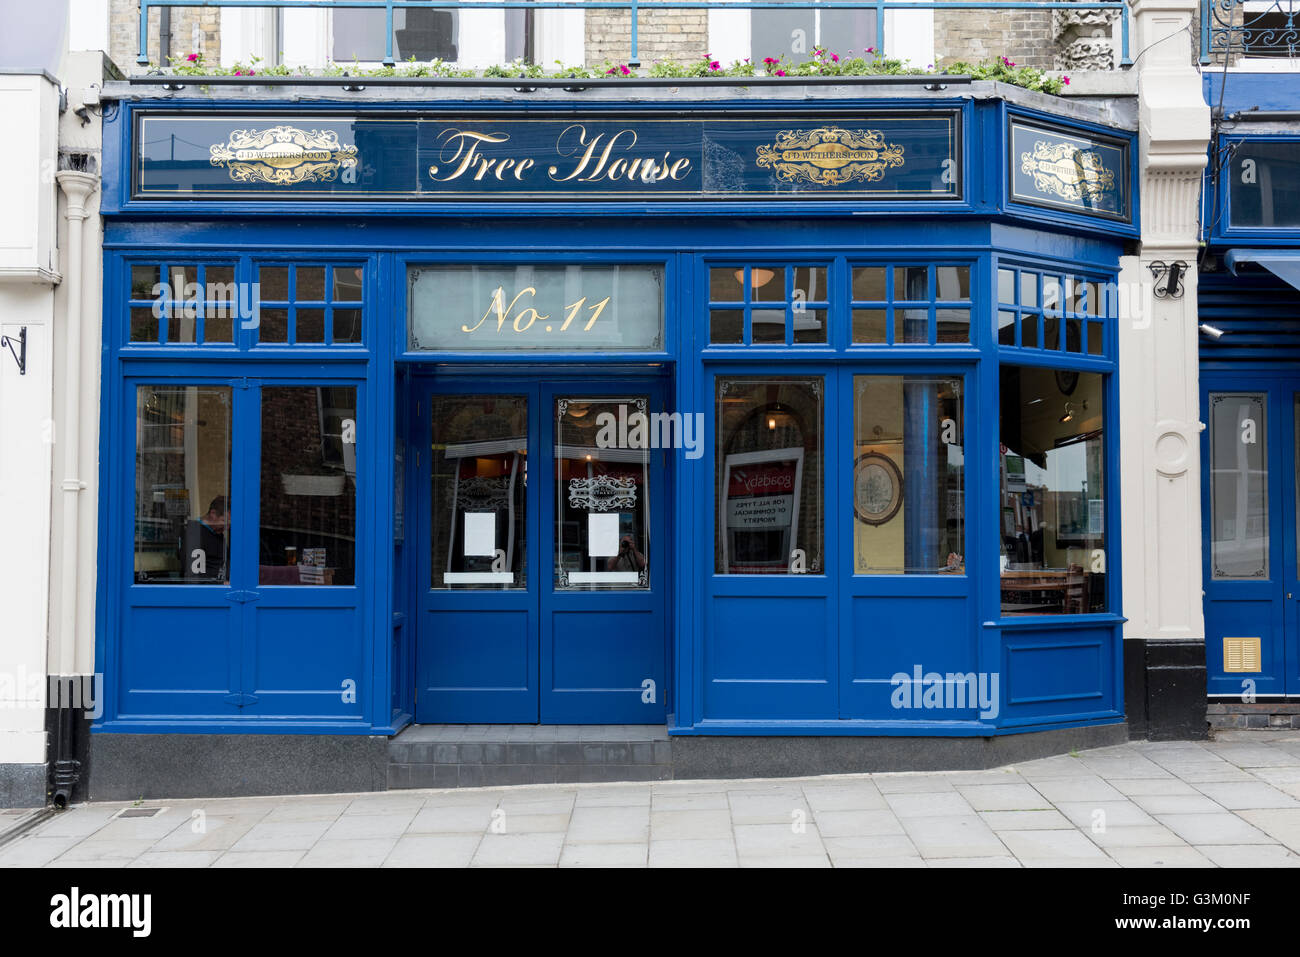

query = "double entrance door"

[
  {"left": 413, "top": 375, "right": 668, "bottom": 723},
  {"left": 1202, "top": 373, "right": 1300, "bottom": 696}
]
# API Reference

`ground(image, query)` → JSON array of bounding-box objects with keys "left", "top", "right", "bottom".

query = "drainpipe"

[{"left": 52, "top": 169, "right": 97, "bottom": 808}]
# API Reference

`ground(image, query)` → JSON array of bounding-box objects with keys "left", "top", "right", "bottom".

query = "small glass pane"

[
  {"left": 333, "top": 308, "right": 363, "bottom": 344},
  {"left": 296, "top": 266, "right": 327, "bottom": 301},
  {"left": 166, "top": 305, "right": 198, "bottom": 344},
  {"left": 898, "top": 306, "right": 929, "bottom": 344},
  {"left": 750, "top": 305, "right": 787, "bottom": 343},
  {"left": 853, "top": 376, "right": 965, "bottom": 574},
  {"left": 936, "top": 307, "right": 970, "bottom": 344},
  {"left": 259, "top": 266, "right": 290, "bottom": 301},
  {"left": 1084, "top": 281, "right": 1099, "bottom": 317},
  {"left": 716, "top": 376, "right": 823, "bottom": 574},
  {"left": 895, "top": 266, "right": 928, "bottom": 301},
  {"left": 998, "top": 310, "right": 1017, "bottom": 346},
  {"left": 1021, "top": 274, "right": 1039, "bottom": 309},
  {"left": 205, "top": 311, "right": 233, "bottom": 344},
  {"left": 997, "top": 268, "right": 1016, "bottom": 306},
  {"left": 259, "top": 307, "right": 289, "bottom": 344},
  {"left": 793, "top": 307, "right": 827, "bottom": 344},
  {"left": 1210, "top": 393, "right": 1268, "bottom": 579},
  {"left": 1042, "top": 276, "right": 1061, "bottom": 314},
  {"left": 1087, "top": 320, "right": 1104, "bottom": 355},
  {"left": 1043, "top": 314, "right": 1061, "bottom": 351},
  {"left": 167, "top": 264, "right": 198, "bottom": 298},
  {"left": 853, "top": 267, "right": 888, "bottom": 302},
  {"left": 259, "top": 386, "right": 358, "bottom": 586},
  {"left": 1065, "top": 317, "right": 1084, "bottom": 353},
  {"left": 852, "top": 309, "right": 887, "bottom": 344},
  {"left": 710, "top": 268, "right": 745, "bottom": 302},
  {"left": 1020, "top": 313, "right": 1040, "bottom": 349},
  {"left": 431, "top": 395, "right": 527, "bottom": 589},
  {"left": 134, "top": 385, "right": 231, "bottom": 583},
  {"left": 936, "top": 266, "right": 970, "bottom": 301},
  {"left": 555, "top": 396, "right": 651, "bottom": 590},
  {"left": 1000, "top": 365, "right": 1107, "bottom": 614},
  {"left": 207, "top": 265, "right": 235, "bottom": 289},
  {"left": 296, "top": 308, "right": 326, "bottom": 343},
  {"left": 130, "top": 307, "right": 158, "bottom": 342},
  {"left": 131, "top": 265, "right": 160, "bottom": 300},
  {"left": 334, "top": 265, "right": 365, "bottom": 302},
  {"left": 751, "top": 266, "right": 785, "bottom": 301},
  {"left": 710, "top": 310, "right": 744, "bottom": 344},
  {"left": 793, "top": 266, "right": 828, "bottom": 303}
]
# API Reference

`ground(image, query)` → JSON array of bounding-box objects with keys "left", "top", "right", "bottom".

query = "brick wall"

[
  {"left": 585, "top": 10, "right": 708, "bottom": 66},
  {"left": 933, "top": 5, "right": 1057, "bottom": 69},
  {"left": 109, "top": 0, "right": 221, "bottom": 73}
]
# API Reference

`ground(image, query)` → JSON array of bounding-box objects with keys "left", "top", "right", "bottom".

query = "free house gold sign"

[
  {"left": 755, "top": 127, "right": 906, "bottom": 187},
  {"left": 209, "top": 126, "right": 359, "bottom": 185}
]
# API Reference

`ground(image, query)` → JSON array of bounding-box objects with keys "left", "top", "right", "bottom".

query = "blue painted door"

[
  {"left": 415, "top": 375, "right": 668, "bottom": 723},
  {"left": 1202, "top": 375, "right": 1300, "bottom": 697}
]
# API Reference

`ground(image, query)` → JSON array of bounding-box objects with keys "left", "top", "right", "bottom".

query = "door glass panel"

[
  {"left": 716, "top": 376, "right": 824, "bottom": 574},
  {"left": 259, "top": 387, "right": 358, "bottom": 585},
  {"left": 133, "top": 385, "right": 232, "bottom": 584},
  {"left": 430, "top": 395, "right": 528, "bottom": 589},
  {"left": 853, "top": 376, "right": 965, "bottom": 574},
  {"left": 555, "top": 396, "right": 651, "bottom": 589},
  {"left": 1210, "top": 392, "right": 1269, "bottom": 579}
]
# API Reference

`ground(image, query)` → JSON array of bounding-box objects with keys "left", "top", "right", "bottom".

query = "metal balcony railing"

[
  {"left": 137, "top": 0, "right": 1131, "bottom": 69},
  {"left": 1202, "top": 0, "right": 1300, "bottom": 62}
]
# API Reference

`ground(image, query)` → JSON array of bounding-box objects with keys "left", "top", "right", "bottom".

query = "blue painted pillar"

[{"left": 903, "top": 380, "right": 940, "bottom": 572}]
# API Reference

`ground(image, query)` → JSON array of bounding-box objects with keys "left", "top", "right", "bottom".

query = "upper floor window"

[
  {"left": 749, "top": 3, "right": 878, "bottom": 63},
  {"left": 332, "top": 7, "right": 461, "bottom": 62}
]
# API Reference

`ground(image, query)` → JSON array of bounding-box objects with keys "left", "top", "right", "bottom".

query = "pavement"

[{"left": 6, "top": 731, "right": 1300, "bottom": 867}]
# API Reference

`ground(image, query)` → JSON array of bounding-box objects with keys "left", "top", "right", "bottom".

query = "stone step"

[{"left": 388, "top": 724, "right": 672, "bottom": 789}]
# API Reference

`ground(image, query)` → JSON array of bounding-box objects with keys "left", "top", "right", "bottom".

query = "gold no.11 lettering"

[{"left": 461, "top": 286, "right": 612, "bottom": 335}]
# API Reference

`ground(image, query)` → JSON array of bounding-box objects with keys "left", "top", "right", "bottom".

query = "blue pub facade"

[{"left": 91, "top": 81, "right": 1137, "bottom": 793}]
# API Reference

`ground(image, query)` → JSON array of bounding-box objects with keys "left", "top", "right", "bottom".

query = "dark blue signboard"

[
  {"left": 134, "top": 111, "right": 961, "bottom": 201},
  {"left": 1009, "top": 118, "right": 1129, "bottom": 222}
]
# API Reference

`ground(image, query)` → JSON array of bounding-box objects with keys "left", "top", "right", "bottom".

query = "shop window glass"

[
  {"left": 853, "top": 309, "right": 887, "bottom": 344},
  {"left": 709, "top": 265, "right": 829, "bottom": 347},
  {"left": 853, "top": 376, "right": 965, "bottom": 574},
  {"left": 430, "top": 395, "right": 527, "bottom": 589},
  {"left": 716, "top": 376, "right": 823, "bottom": 574},
  {"left": 555, "top": 396, "right": 651, "bottom": 590},
  {"left": 128, "top": 263, "right": 240, "bottom": 346},
  {"left": 1210, "top": 393, "right": 1268, "bottom": 579},
  {"left": 999, "top": 365, "right": 1106, "bottom": 614},
  {"left": 256, "top": 264, "right": 366, "bottom": 347},
  {"left": 332, "top": 8, "right": 459, "bottom": 62},
  {"left": 133, "top": 386, "right": 232, "bottom": 584},
  {"left": 852, "top": 263, "right": 971, "bottom": 345},
  {"left": 259, "top": 387, "right": 358, "bottom": 585},
  {"left": 710, "top": 309, "right": 744, "bottom": 344}
]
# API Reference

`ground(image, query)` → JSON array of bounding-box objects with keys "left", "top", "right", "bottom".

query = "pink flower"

[
  {"left": 620, "top": 64, "right": 631, "bottom": 75},
  {"left": 233, "top": 69, "right": 242, "bottom": 75},
  {"left": 1063, "top": 75, "right": 1071, "bottom": 85},
  {"left": 763, "top": 57, "right": 779, "bottom": 66},
  {"left": 186, "top": 53, "right": 199, "bottom": 62},
  {"left": 866, "top": 47, "right": 874, "bottom": 54},
  {"left": 831, "top": 53, "right": 839, "bottom": 62},
  {"left": 606, "top": 66, "right": 618, "bottom": 74},
  {"left": 248, "top": 69, "right": 255, "bottom": 75},
  {"left": 775, "top": 69, "right": 786, "bottom": 77},
  {"left": 709, "top": 60, "right": 720, "bottom": 71}
]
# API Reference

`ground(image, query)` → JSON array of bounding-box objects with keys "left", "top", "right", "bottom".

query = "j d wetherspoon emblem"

[
  {"left": 755, "top": 127, "right": 905, "bottom": 187},
  {"left": 1019, "top": 140, "right": 1116, "bottom": 203},
  {"left": 209, "top": 126, "right": 359, "bottom": 185}
]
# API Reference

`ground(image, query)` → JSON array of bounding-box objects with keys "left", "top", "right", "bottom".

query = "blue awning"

[{"left": 1226, "top": 249, "right": 1300, "bottom": 293}]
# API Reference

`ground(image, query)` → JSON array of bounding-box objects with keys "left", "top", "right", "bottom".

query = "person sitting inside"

[{"left": 181, "top": 495, "right": 229, "bottom": 583}]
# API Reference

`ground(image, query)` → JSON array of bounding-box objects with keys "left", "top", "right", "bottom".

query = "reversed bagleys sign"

[
  {"left": 208, "top": 125, "right": 359, "bottom": 185},
  {"left": 755, "top": 127, "right": 906, "bottom": 187},
  {"left": 1009, "top": 118, "right": 1130, "bottom": 221},
  {"left": 133, "top": 110, "right": 961, "bottom": 201}
]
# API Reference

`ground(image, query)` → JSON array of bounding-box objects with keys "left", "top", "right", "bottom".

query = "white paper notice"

[
  {"left": 588, "top": 513, "right": 620, "bottom": 557},
  {"left": 464, "top": 512, "right": 496, "bottom": 557}
]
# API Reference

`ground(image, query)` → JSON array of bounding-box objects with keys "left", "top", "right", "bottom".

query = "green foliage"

[{"left": 154, "top": 49, "right": 1071, "bottom": 95}]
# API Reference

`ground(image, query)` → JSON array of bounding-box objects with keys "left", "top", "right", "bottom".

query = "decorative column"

[{"left": 1120, "top": 0, "right": 1211, "bottom": 738}]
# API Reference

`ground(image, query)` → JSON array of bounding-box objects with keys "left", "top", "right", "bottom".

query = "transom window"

[
  {"left": 256, "top": 264, "right": 365, "bottom": 347},
  {"left": 997, "top": 266, "right": 1112, "bottom": 356},
  {"left": 708, "top": 265, "right": 830, "bottom": 346},
  {"left": 129, "top": 263, "right": 238, "bottom": 346},
  {"left": 851, "top": 263, "right": 972, "bottom": 345}
]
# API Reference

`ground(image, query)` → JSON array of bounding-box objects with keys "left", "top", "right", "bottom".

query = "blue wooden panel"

[
  {"left": 842, "top": 595, "right": 976, "bottom": 719},
  {"left": 704, "top": 595, "right": 834, "bottom": 719},
  {"left": 117, "top": 603, "right": 238, "bottom": 717},
  {"left": 418, "top": 609, "right": 536, "bottom": 722},
  {"left": 248, "top": 605, "right": 366, "bottom": 717},
  {"left": 1002, "top": 629, "right": 1111, "bottom": 721}
]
